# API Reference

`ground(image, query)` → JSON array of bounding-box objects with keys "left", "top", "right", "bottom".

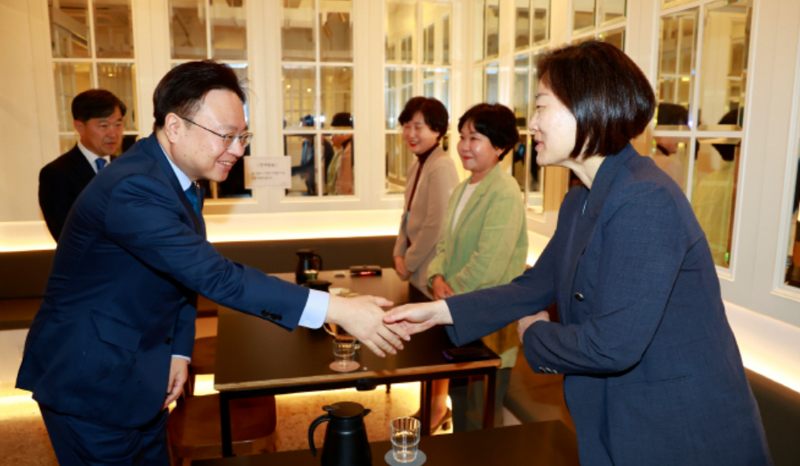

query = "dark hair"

[
  {"left": 152, "top": 60, "right": 246, "bottom": 131},
  {"left": 538, "top": 41, "right": 655, "bottom": 158},
  {"left": 331, "top": 112, "right": 353, "bottom": 128},
  {"left": 656, "top": 103, "right": 689, "bottom": 127},
  {"left": 458, "top": 103, "right": 520, "bottom": 160},
  {"left": 71, "top": 89, "right": 127, "bottom": 122},
  {"left": 398, "top": 97, "right": 449, "bottom": 140}
]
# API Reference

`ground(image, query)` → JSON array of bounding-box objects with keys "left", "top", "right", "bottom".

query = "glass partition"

[
  {"left": 691, "top": 137, "right": 741, "bottom": 267},
  {"left": 169, "top": 1, "right": 207, "bottom": 59},
  {"left": 282, "top": 0, "right": 315, "bottom": 62},
  {"left": 698, "top": 0, "right": 751, "bottom": 131},
  {"left": 211, "top": 0, "right": 247, "bottom": 60},
  {"left": 93, "top": 0, "right": 133, "bottom": 58},
  {"left": 656, "top": 8, "right": 698, "bottom": 130},
  {"left": 320, "top": 0, "right": 353, "bottom": 62}
]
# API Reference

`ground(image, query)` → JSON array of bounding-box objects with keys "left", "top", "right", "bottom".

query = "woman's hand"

[
  {"left": 517, "top": 311, "right": 550, "bottom": 344},
  {"left": 384, "top": 300, "right": 453, "bottom": 335},
  {"left": 431, "top": 275, "right": 455, "bottom": 300},
  {"left": 394, "top": 256, "right": 411, "bottom": 280}
]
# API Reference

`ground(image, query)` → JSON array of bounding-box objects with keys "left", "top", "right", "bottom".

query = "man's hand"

[
  {"left": 431, "top": 275, "right": 454, "bottom": 300},
  {"left": 326, "top": 295, "right": 409, "bottom": 358},
  {"left": 383, "top": 300, "right": 453, "bottom": 336},
  {"left": 517, "top": 311, "right": 550, "bottom": 344},
  {"left": 163, "top": 356, "right": 188, "bottom": 410},
  {"left": 394, "top": 256, "right": 411, "bottom": 280}
]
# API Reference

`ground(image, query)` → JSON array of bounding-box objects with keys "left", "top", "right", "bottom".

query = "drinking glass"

[
  {"left": 332, "top": 335, "right": 357, "bottom": 370},
  {"left": 391, "top": 416, "right": 420, "bottom": 463}
]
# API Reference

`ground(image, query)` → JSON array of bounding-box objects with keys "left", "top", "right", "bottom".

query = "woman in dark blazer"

[{"left": 386, "top": 41, "right": 771, "bottom": 465}]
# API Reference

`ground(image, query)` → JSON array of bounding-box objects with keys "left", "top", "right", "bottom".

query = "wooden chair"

[
  {"left": 167, "top": 394, "right": 278, "bottom": 465},
  {"left": 185, "top": 336, "right": 216, "bottom": 397}
]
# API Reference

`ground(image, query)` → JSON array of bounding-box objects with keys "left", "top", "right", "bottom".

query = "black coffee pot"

[
  {"left": 308, "top": 402, "right": 372, "bottom": 466},
  {"left": 296, "top": 249, "right": 323, "bottom": 284}
]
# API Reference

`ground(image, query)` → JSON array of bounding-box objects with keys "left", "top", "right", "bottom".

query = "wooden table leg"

[
  {"left": 482, "top": 368, "right": 497, "bottom": 430},
  {"left": 420, "top": 380, "right": 433, "bottom": 436},
  {"left": 220, "top": 392, "right": 234, "bottom": 457}
]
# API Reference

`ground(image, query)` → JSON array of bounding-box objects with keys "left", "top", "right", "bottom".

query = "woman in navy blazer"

[{"left": 387, "top": 41, "right": 771, "bottom": 465}]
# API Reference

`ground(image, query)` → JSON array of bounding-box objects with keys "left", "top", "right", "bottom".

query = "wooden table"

[
  {"left": 197, "top": 421, "right": 580, "bottom": 466},
  {"left": 215, "top": 269, "right": 501, "bottom": 457}
]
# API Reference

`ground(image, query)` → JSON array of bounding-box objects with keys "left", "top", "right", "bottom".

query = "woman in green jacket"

[{"left": 427, "top": 103, "right": 528, "bottom": 432}]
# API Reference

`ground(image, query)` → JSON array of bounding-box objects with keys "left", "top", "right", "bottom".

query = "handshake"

[
  {"left": 325, "top": 294, "right": 454, "bottom": 358},
  {"left": 326, "top": 293, "right": 552, "bottom": 358}
]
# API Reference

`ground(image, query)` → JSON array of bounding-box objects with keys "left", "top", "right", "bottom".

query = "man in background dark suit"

[
  {"left": 38, "top": 89, "right": 126, "bottom": 241},
  {"left": 17, "top": 61, "right": 407, "bottom": 465}
]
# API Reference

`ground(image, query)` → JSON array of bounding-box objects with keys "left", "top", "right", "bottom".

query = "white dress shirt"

[{"left": 77, "top": 141, "right": 111, "bottom": 173}]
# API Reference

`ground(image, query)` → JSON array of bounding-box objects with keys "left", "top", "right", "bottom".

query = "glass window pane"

[
  {"left": 211, "top": 0, "right": 247, "bottom": 60},
  {"left": 698, "top": 0, "right": 752, "bottom": 131},
  {"left": 473, "top": 0, "right": 485, "bottom": 62},
  {"left": 324, "top": 133, "right": 354, "bottom": 196},
  {"left": 59, "top": 135, "right": 81, "bottom": 155},
  {"left": 53, "top": 62, "right": 93, "bottom": 132},
  {"left": 97, "top": 63, "right": 137, "bottom": 131},
  {"left": 598, "top": 27, "right": 625, "bottom": 51},
  {"left": 283, "top": 66, "right": 316, "bottom": 131},
  {"left": 386, "top": 133, "right": 413, "bottom": 194},
  {"left": 320, "top": 0, "right": 352, "bottom": 62},
  {"left": 486, "top": 0, "right": 500, "bottom": 58},
  {"left": 386, "top": 2, "right": 416, "bottom": 65},
  {"left": 286, "top": 134, "right": 318, "bottom": 196},
  {"left": 93, "top": 0, "right": 133, "bottom": 58},
  {"left": 514, "top": 55, "right": 530, "bottom": 128},
  {"left": 573, "top": 0, "right": 595, "bottom": 32},
  {"left": 691, "top": 137, "right": 741, "bottom": 267},
  {"left": 169, "top": 0, "right": 207, "bottom": 59},
  {"left": 227, "top": 64, "right": 250, "bottom": 123},
  {"left": 571, "top": 34, "right": 594, "bottom": 46},
  {"left": 484, "top": 62, "right": 499, "bottom": 104},
  {"left": 49, "top": 0, "right": 90, "bottom": 58},
  {"left": 473, "top": 66, "right": 484, "bottom": 104},
  {"left": 652, "top": 135, "right": 690, "bottom": 192},
  {"left": 385, "top": 68, "right": 414, "bottom": 129},
  {"left": 515, "top": 0, "right": 530, "bottom": 51},
  {"left": 422, "top": 2, "right": 452, "bottom": 66},
  {"left": 422, "top": 68, "right": 450, "bottom": 114},
  {"left": 598, "top": 0, "right": 626, "bottom": 26},
  {"left": 321, "top": 66, "right": 353, "bottom": 128},
  {"left": 282, "top": 0, "right": 315, "bottom": 61},
  {"left": 656, "top": 9, "right": 697, "bottom": 130},
  {"left": 785, "top": 144, "right": 800, "bottom": 288},
  {"left": 532, "top": 0, "right": 550, "bottom": 44}
]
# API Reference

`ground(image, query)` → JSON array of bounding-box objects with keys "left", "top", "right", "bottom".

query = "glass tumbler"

[
  {"left": 391, "top": 416, "right": 420, "bottom": 463},
  {"left": 333, "top": 335, "right": 356, "bottom": 369}
]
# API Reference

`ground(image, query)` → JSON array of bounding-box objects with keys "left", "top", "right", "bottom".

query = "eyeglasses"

[{"left": 180, "top": 116, "right": 253, "bottom": 149}]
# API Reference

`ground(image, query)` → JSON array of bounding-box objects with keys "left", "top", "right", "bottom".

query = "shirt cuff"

[
  {"left": 298, "top": 289, "right": 330, "bottom": 329},
  {"left": 172, "top": 354, "right": 192, "bottom": 363}
]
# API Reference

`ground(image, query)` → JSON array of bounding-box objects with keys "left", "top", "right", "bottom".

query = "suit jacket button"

[
  {"left": 261, "top": 310, "right": 268, "bottom": 317},
  {"left": 275, "top": 314, "right": 282, "bottom": 321},
  {"left": 165, "top": 337, "right": 173, "bottom": 345},
  {"left": 574, "top": 292, "right": 584, "bottom": 301}
]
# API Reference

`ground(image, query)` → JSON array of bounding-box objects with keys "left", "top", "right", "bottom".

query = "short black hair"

[
  {"left": 152, "top": 60, "right": 246, "bottom": 131},
  {"left": 398, "top": 97, "right": 449, "bottom": 140},
  {"left": 657, "top": 102, "right": 689, "bottom": 127},
  {"left": 538, "top": 41, "right": 655, "bottom": 158},
  {"left": 331, "top": 112, "right": 353, "bottom": 128},
  {"left": 71, "top": 89, "right": 126, "bottom": 122},
  {"left": 458, "top": 103, "right": 519, "bottom": 161}
]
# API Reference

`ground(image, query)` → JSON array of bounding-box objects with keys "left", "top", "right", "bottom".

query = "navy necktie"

[
  {"left": 95, "top": 158, "right": 106, "bottom": 171},
  {"left": 184, "top": 184, "right": 201, "bottom": 218}
]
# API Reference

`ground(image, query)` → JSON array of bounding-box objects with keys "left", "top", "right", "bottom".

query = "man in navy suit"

[
  {"left": 17, "top": 61, "right": 407, "bottom": 465},
  {"left": 39, "top": 89, "right": 126, "bottom": 241}
]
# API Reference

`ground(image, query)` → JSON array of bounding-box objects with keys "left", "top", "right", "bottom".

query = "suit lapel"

[
  {"left": 559, "top": 144, "right": 638, "bottom": 320},
  {"left": 144, "top": 135, "right": 205, "bottom": 235},
  {"left": 69, "top": 145, "right": 97, "bottom": 187}
]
